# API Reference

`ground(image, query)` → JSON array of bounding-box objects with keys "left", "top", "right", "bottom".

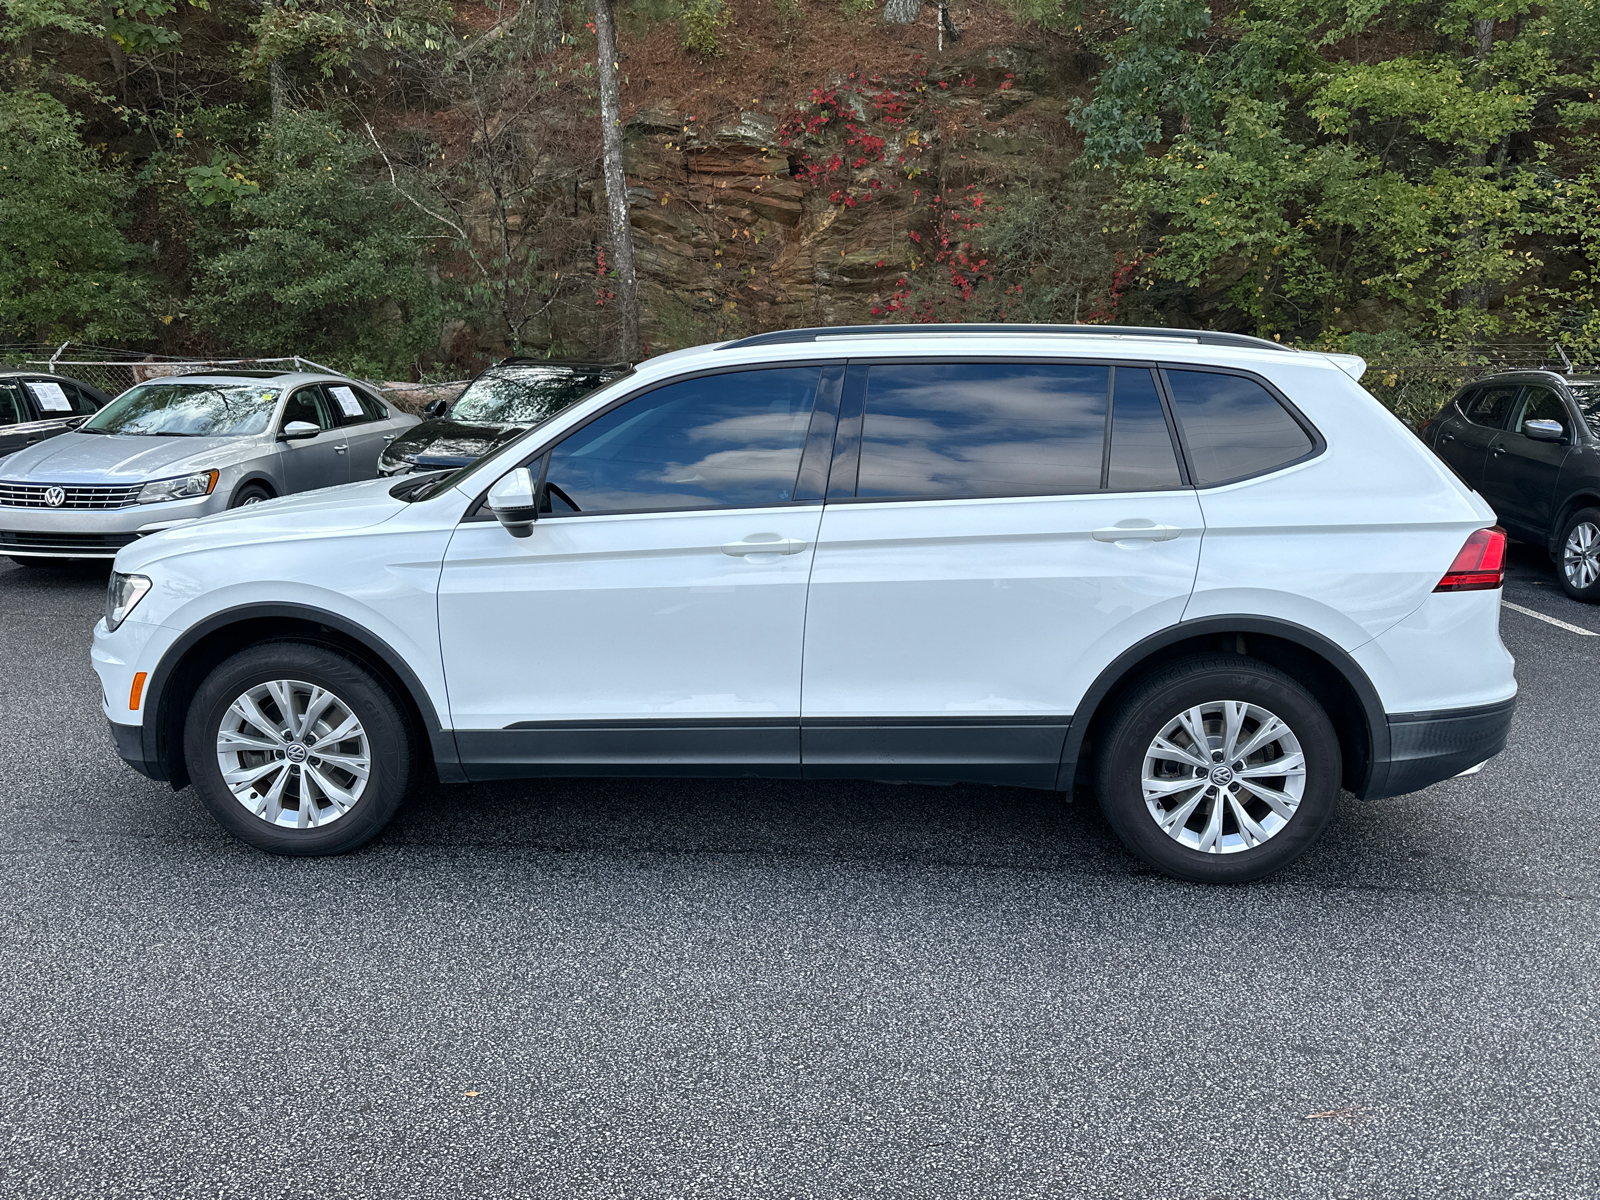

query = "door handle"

[
  {"left": 383, "top": 434, "right": 398, "bottom": 442},
  {"left": 722, "top": 536, "right": 807, "bottom": 556},
  {"left": 1092, "top": 521, "right": 1181, "bottom": 543},
  {"left": 1490, "top": 444, "right": 1506, "bottom": 455},
  {"left": 1440, "top": 432, "right": 1456, "bottom": 443},
  {"left": 334, "top": 445, "right": 348, "bottom": 454}
]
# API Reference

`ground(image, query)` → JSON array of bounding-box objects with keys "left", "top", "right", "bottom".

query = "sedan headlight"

[
  {"left": 137, "top": 470, "right": 218, "bottom": 504},
  {"left": 104, "top": 572, "right": 152, "bottom": 631}
]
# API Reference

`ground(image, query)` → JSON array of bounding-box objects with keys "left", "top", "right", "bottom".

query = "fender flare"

[
  {"left": 141, "top": 601, "right": 461, "bottom": 785},
  {"left": 1055, "top": 614, "right": 1389, "bottom": 791}
]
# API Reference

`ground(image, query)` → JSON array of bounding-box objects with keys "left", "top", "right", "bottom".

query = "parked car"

[
  {"left": 0, "top": 370, "right": 416, "bottom": 565},
  {"left": 0, "top": 370, "right": 114, "bottom": 462},
  {"left": 93, "top": 324, "right": 1515, "bottom": 883},
  {"left": 377, "top": 358, "right": 627, "bottom": 476}
]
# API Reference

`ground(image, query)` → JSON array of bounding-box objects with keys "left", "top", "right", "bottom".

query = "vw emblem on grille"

[{"left": 43, "top": 487, "right": 66, "bottom": 508}]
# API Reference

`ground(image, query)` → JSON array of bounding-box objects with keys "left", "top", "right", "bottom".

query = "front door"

[
  {"left": 275, "top": 385, "right": 350, "bottom": 493},
  {"left": 438, "top": 364, "right": 835, "bottom": 778},
  {"left": 1483, "top": 384, "right": 1574, "bottom": 536},
  {"left": 799, "top": 360, "right": 1203, "bottom": 787}
]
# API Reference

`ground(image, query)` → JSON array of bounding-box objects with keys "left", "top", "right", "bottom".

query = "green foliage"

[
  {"left": 0, "top": 91, "right": 148, "bottom": 343},
  {"left": 189, "top": 112, "right": 440, "bottom": 378},
  {"left": 838, "top": 0, "right": 876, "bottom": 15},
  {"left": 677, "top": 0, "right": 730, "bottom": 54},
  {"left": 247, "top": 0, "right": 453, "bottom": 81},
  {"left": 1000, "top": 0, "right": 1084, "bottom": 31},
  {"left": 184, "top": 156, "right": 260, "bottom": 207}
]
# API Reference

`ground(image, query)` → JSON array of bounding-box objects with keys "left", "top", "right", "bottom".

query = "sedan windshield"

[
  {"left": 1570, "top": 383, "right": 1600, "bottom": 436},
  {"left": 450, "top": 365, "right": 621, "bottom": 426},
  {"left": 83, "top": 382, "right": 279, "bottom": 437}
]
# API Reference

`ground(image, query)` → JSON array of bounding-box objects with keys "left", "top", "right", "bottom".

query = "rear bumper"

[{"left": 1358, "top": 698, "right": 1515, "bottom": 800}]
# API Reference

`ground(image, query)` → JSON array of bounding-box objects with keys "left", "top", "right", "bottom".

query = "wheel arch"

[
  {"left": 227, "top": 474, "right": 279, "bottom": 505},
  {"left": 1547, "top": 491, "right": 1600, "bottom": 555},
  {"left": 142, "top": 602, "right": 461, "bottom": 790},
  {"left": 1057, "top": 616, "right": 1388, "bottom": 797}
]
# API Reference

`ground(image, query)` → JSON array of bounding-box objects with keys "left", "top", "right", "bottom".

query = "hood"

[
  {"left": 115, "top": 476, "right": 409, "bottom": 571},
  {"left": 386, "top": 418, "right": 524, "bottom": 466},
  {"left": 0, "top": 431, "right": 265, "bottom": 482}
]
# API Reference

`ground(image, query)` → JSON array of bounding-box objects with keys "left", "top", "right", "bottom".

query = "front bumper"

[
  {"left": 0, "top": 493, "right": 220, "bottom": 557},
  {"left": 1360, "top": 698, "right": 1516, "bottom": 800},
  {"left": 107, "top": 719, "right": 163, "bottom": 780}
]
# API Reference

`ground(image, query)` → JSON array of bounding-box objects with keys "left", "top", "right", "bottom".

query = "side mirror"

[
  {"left": 424, "top": 399, "right": 449, "bottom": 420},
  {"left": 487, "top": 467, "right": 539, "bottom": 538},
  {"left": 280, "top": 421, "right": 321, "bottom": 440},
  {"left": 1524, "top": 418, "right": 1564, "bottom": 442}
]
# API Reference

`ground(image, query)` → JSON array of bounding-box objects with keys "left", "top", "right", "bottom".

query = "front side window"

[
  {"left": 0, "top": 382, "right": 24, "bottom": 426},
  {"left": 280, "top": 387, "right": 337, "bottom": 432},
  {"left": 1514, "top": 386, "right": 1568, "bottom": 433},
  {"left": 454, "top": 365, "right": 617, "bottom": 426},
  {"left": 1461, "top": 384, "right": 1521, "bottom": 429},
  {"left": 83, "top": 382, "right": 280, "bottom": 437},
  {"left": 854, "top": 362, "right": 1112, "bottom": 499},
  {"left": 1164, "top": 369, "right": 1315, "bottom": 487},
  {"left": 540, "top": 367, "right": 821, "bottom": 514}
]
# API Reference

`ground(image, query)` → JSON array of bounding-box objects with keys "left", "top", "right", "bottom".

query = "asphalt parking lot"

[{"left": 0, "top": 547, "right": 1596, "bottom": 1199}]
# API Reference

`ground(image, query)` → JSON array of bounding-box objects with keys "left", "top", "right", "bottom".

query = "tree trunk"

[
  {"left": 593, "top": 0, "right": 640, "bottom": 361},
  {"left": 884, "top": 0, "right": 922, "bottom": 24},
  {"left": 535, "top": 0, "right": 561, "bottom": 53}
]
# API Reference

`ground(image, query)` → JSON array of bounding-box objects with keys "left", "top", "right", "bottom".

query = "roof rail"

[{"left": 717, "top": 323, "right": 1296, "bottom": 354}]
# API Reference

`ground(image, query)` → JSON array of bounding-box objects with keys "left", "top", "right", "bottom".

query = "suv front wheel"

[
  {"left": 184, "top": 641, "right": 416, "bottom": 855},
  {"left": 1095, "top": 655, "right": 1340, "bottom": 883}
]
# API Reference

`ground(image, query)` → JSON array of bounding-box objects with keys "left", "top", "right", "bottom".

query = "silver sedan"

[{"left": 0, "top": 371, "right": 417, "bottom": 564}]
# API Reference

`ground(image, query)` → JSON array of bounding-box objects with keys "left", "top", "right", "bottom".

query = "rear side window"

[
  {"left": 1461, "top": 384, "right": 1520, "bottom": 429},
  {"left": 854, "top": 362, "right": 1111, "bottom": 499},
  {"left": 325, "top": 383, "right": 384, "bottom": 425},
  {"left": 1108, "top": 368, "right": 1183, "bottom": 490},
  {"left": 1164, "top": 369, "right": 1315, "bottom": 486},
  {"left": 543, "top": 366, "right": 821, "bottom": 513}
]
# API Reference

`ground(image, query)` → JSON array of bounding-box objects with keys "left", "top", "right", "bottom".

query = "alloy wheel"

[
  {"left": 1141, "top": 700, "right": 1307, "bottom": 854},
  {"left": 1564, "top": 521, "right": 1600, "bottom": 590},
  {"left": 214, "top": 679, "right": 370, "bottom": 828}
]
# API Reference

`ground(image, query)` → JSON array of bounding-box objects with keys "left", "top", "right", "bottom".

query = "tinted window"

[
  {"left": 0, "top": 382, "right": 24, "bottom": 426},
  {"left": 357, "top": 388, "right": 389, "bottom": 422},
  {"left": 542, "top": 367, "right": 820, "bottom": 514},
  {"left": 324, "top": 383, "right": 377, "bottom": 426},
  {"left": 1462, "top": 384, "right": 1520, "bottom": 429},
  {"left": 1108, "top": 367, "right": 1182, "bottom": 490},
  {"left": 1165, "top": 369, "right": 1314, "bottom": 486},
  {"left": 1570, "top": 383, "right": 1600, "bottom": 436},
  {"left": 280, "top": 387, "right": 336, "bottom": 432},
  {"left": 60, "top": 382, "right": 102, "bottom": 415},
  {"left": 1515, "top": 386, "right": 1567, "bottom": 432},
  {"left": 854, "top": 362, "right": 1109, "bottom": 499}
]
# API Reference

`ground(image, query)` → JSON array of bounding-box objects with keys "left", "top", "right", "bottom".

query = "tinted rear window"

[
  {"left": 1108, "top": 367, "right": 1183, "bottom": 490},
  {"left": 855, "top": 362, "right": 1111, "bottom": 499},
  {"left": 1164, "top": 369, "right": 1315, "bottom": 486}
]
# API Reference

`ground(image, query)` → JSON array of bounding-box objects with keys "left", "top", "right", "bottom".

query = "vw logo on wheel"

[
  {"left": 285, "top": 743, "right": 309, "bottom": 764},
  {"left": 43, "top": 486, "right": 66, "bottom": 508}
]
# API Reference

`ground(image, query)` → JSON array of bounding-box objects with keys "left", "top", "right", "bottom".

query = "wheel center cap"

[
  {"left": 285, "top": 743, "right": 309, "bottom": 764},
  {"left": 1209, "top": 764, "right": 1235, "bottom": 786}
]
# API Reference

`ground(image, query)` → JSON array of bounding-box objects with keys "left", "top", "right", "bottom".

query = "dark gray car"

[
  {"left": 1422, "top": 370, "right": 1600, "bottom": 599},
  {"left": 0, "top": 371, "right": 113, "bottom": 461}
]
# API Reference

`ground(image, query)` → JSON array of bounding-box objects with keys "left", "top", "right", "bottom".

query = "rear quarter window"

[{"left": 1163, "top": 368, "right": 1317, "bottom": 487}]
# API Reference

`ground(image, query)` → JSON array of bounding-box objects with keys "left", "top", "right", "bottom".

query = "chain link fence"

[{"left": 0, "top": 344, "right": 467, "bottom": 414}]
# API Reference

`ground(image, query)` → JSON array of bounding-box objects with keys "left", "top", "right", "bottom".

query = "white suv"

[{"left": 91, "top": 325, "right": 1516, "bottom": 883}]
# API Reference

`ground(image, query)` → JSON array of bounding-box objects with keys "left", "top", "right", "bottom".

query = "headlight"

[
  {"left": 137, "top": 470, "right": 218, "bottom": 504},
  {"left": 104, "top": 572, "right": 152, "bottom": 631}
]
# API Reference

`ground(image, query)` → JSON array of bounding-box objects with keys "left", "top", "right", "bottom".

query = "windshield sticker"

[
  {"left": 329, "top": 385, "right": 364, "bottom": 418},
  {"left": 27, "top": 381, "right": 72, "bottom": 412}
]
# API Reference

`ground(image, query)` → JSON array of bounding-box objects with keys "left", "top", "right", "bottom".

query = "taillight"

[{"left": 1435, "top": 526, "right": 1506, "bottom": 592}]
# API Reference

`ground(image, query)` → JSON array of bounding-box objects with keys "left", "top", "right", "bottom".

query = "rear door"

[
  {"left": 1437, "top": 383, "right": 1519, "bottom": 493},
  {"left": 799, "top": 359, "right": 1203, "bottom": 787},
  {"left": 1482, "top": 384, "right": 1574, "bottom": 536},
  {"left": 325, "top": 383, "right": 400, "bottom": 480},
  {"left": 275, "top": 385, "right": 350, "bottom": 492}
]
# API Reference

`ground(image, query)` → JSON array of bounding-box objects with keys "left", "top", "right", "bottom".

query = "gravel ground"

[{"left": 0, "top": 546, "right": 1596, "bottom": 1199}]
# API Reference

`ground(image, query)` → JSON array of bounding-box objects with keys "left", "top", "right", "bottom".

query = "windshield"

[
  {"left": 83, "top": 382, "right": 279, "bottom": 437},
  {"left": 449, "top": 365, "right": 620, "bottom": 425},
  {"left": 1570, "top": 383, "right": 1600, "bottom": 436}
]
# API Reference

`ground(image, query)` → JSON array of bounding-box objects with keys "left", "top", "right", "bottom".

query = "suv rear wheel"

[
  {"left": 184, "top": 641, "right": 415, "bottom": 855},
  {"left": 1095, "top": 655, "right": 1340, "bottom": 883}
]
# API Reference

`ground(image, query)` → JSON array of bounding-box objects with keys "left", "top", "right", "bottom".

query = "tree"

[
  {"left": 592, "top": 0, "right": 639, "bottom": 360},
  {"left": 884, "top": 0, "right": 922, "bottom": 22}
]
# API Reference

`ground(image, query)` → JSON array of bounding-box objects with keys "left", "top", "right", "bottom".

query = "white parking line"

[{"left": 1504, "top": 601, "right": 1598, "bottom": 636}]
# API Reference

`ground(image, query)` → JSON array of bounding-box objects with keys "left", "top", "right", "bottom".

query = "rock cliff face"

[{"left": 599, "top": 49, "right": 1079, "bottom": 352}]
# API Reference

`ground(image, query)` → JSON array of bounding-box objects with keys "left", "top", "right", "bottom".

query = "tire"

[
  {"left": 229, "top": 482, "right": 274, "bottom": 508},
  {"left": 1558, "top": 507, "right": 1600, "bottom": 602},
  {"left": 183, "top": 641, "right": 416, "bottom": 855},
  {"left": 1094, "top": 654, "right": 1341, "bottom": 884}
]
